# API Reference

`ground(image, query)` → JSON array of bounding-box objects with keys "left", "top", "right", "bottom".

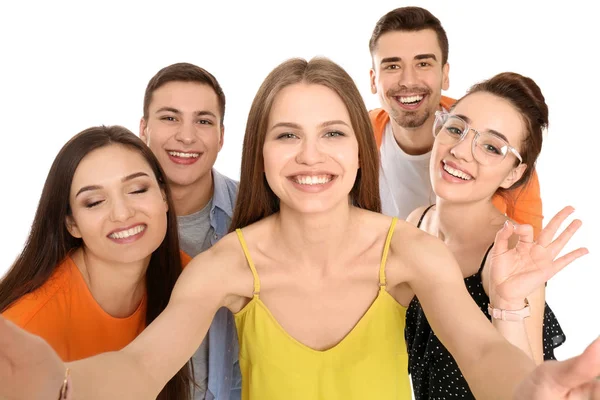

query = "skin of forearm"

[
  {"left": 491, "top": 311, "right": 534, "bottom": 361},
  {"left": 460, "top": 337, "right": 536, "bottom": 400},
  {"left": 67, "top": 351, "right": 162, "bottom": 399}
]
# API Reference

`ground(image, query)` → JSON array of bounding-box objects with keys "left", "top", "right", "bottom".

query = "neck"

[
  {"left": 72, "top": 247, "right": 149, "bottom": 318},
  {"left": 389, "top": 110, "right": 437, "bottom": 156},
  {"left": 434, "top": 197, "right": 506, "bottom": 245},
  {"left": 274, "top": 200, "right": 355, "bottom": 271},
  {"left": 170, "top": 170, "right": 214, "bottom": 216}
]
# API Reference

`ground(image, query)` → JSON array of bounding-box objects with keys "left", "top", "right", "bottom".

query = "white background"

[{"left": 0, "top": 0, "right": 597, "bottom": 361}]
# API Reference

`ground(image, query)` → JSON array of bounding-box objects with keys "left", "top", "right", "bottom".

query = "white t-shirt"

[{"left": 379, "top": 121, "right": 436, "bottom": 219}]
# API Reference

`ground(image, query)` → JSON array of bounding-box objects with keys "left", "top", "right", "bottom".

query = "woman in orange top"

[
  {"left": 0, "top": 58, "right": 598, "bottom": 400},
  {"left": 0, "top": 125, "right": 192, "bottom": 399}
]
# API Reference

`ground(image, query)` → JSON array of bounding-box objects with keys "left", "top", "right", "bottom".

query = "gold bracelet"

[{"left": 58, "top": 368, "right": 71, "bottom": 400}]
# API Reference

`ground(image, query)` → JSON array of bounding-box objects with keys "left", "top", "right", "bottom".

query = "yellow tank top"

[{"left": 234, "top": 217, "right": 411, "bottom": 400}]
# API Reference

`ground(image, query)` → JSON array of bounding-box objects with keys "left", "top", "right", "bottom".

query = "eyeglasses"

[{"left": 432, "top": 111, "right": 523, "bottom": 166}]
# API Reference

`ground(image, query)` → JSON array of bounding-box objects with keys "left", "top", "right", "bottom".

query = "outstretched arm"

[{"left": 0, "top": 243, "right": 246, "bottom": 400}]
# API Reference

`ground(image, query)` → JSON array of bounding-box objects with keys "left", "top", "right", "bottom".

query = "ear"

[
  {"left": 139, "top": 118, "right": 149, "bottom": 145},
  {"left": 500, "top": 163, "right": 527, "bottom": 189},
  {"left": 442, "top": 63, "right": 450, "bottom": 91},
  {"left": 65, "top": 215, "right": 82, "bottom": 239},
  {"left": 369, "top": 68, "right": 377, "bottom": 94},
  {"left": 218, "top": 124, "right": 225, "bottom": 152}
]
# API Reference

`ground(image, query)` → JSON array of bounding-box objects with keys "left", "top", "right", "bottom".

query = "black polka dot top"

[{"left": 404, "top": 205, "right": 566, "bottom": 400}]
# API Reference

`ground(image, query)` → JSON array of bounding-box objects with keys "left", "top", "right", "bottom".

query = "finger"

[
  {"left": 536, "top": 206, "right": 575, "bottom": 247},
  {"left": 512, "top": 223, "right": 536, "bottom": 255},
  {"left": 547, "top": 336, "right": 600, "bottom": 391},
  {"left": 545, "top": 219, "right": 583, "bottom": 259},
  {"left": 492, "top": 220, "right": 515, "bottom": 255},
  {"left": 546, "top": 247, "right": 590, "bottom": 279},
  {"left": 513, "top": 223, "right": 535, "bottom": 248}
]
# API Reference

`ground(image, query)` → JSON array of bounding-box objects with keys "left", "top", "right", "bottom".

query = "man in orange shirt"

[{"left": 367, "top": 7, "right": 543, "bottom": 236}]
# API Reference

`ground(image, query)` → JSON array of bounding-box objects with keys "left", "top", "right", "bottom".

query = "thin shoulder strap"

[
  {"left": 379, "top": 217, "right": 398, "bottom": 289},
  {"left": 417, "top": 204, "right": 435, "bottom": 228},
  {"left": 235, "top": 228, "right": 261, "bottom": 298},
  {"left": 478, "top": 244, "right": 494, "bottom": 274}
]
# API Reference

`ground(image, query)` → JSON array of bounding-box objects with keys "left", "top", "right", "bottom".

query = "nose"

[
  {"left": 174, "top": 119, "right": 196, "bottom": 145},
  {"left": 109, "top": 194, "right": 135, "bottom": 222},
  {"left": 398, "top": 64, "right": 418, "bottom": 87},
  {"left": 295, "top": 136, "right": 326, "bottom": 166},
  {"left": 450, "top": 129, "right": 475, "bottom": 162}
]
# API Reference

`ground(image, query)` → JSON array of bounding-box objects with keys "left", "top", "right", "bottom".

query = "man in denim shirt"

[{"left": 139, "top": 63, "right": 241, "bottom": 400}]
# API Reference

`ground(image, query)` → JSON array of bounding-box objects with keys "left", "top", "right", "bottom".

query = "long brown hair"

[
  {"left": 0, "top": 125, "right": 192, "bottom": 399},
  {"left": 230, "top": 57, "right": 381, "bottom": 231}
]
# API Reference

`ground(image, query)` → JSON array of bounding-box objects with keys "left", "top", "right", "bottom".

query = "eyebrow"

[
  {"left": 75, "top": 172, "right": 150, "bottom": 197},
  {"left": 380, "top": 53, "right": 438, "bottom": 65},
  {"left": 455, "top": 114, "right": 510, "bottom": 142},
  {"left": 269, "top": 120, "right": 351, "bottom": 131},
  {"left": 155, "top": 107, "right": 217, "bottom": 119}
]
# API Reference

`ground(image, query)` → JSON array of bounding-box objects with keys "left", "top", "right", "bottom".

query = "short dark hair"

[
  {"left": 143, "top": 62, "right": 226, "bottom": 124},
  {"left": 369, "top": 7, "right": 449, "bottom": 65}
]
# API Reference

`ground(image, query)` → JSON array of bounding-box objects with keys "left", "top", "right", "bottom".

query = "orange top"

[
  {"left": 2, "top": 251, "right": 192, "bottom": 361},
  {"left": 370, "top": 96, "right": 543, "bottom": 237}
]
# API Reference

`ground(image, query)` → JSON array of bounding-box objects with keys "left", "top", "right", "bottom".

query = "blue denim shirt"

[{"left": 205, "top": 169, "right": 241, "bottom": 400}]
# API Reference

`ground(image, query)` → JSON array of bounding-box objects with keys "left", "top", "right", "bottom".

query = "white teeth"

[
  {"left": 109, "top": 225, "right": 146, "bottom": 239},
  {"left": 443, "top": 163, "right": 473, "bottom": 180},
  {"left": 294, "top": 175, "right": 333, "bottom": 185},
  {"left": 168, "top": 151, "right": 200, "bottom": 158},
  {"left": 399, "top": 95, "right": 424, "bottom": 104}
]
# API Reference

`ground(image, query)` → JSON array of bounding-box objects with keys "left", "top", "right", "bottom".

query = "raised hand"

[
  {"left": 0, "top": 316, "right": 66, "bottom": 400},
  {"left": 489, "top": 206, "right": 588, "bottom": 308},
  {"left": 515, "top": 336, "right": 600, "bottom": 399}
]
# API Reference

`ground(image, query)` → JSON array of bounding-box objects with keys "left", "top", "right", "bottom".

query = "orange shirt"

[
  {"left": 370, "top": 97, "right": 543, "bottom": 237},
  {"left": 2, "top": 251, "right": 192, "bottom": 361}
]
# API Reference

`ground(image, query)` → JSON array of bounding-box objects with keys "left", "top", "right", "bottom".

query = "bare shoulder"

[
  {"left": 172, "top": 230, "right": 255, "bottom": 310},
  {"left": 385, "top": 219, "right": 456, "bottom": 286}
]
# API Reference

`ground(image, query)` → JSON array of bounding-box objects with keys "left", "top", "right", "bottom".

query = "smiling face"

[
  {"left": 262, "top": 83, "right": 360, "bottom": 215},
  {"left": 430, "top": 91, "right": 528, "bottom": 203},
  {"left": 370, "top": 29, "right": 449, "bottom": 130},
  {"left": 66, "top": 144, "right": 169, "bottom": 264},
  {"left": 139, "top": 81, "right": 224, "bottom": 190}
]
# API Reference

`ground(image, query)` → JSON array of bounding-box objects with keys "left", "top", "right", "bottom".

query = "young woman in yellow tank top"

[{"left": 1, "top": 58, "right": 599, "bottom": 400}]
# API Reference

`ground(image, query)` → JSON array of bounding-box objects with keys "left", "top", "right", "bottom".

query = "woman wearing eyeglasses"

[{"left": 404, "top": 72, "right": 567, "bottom": 400}]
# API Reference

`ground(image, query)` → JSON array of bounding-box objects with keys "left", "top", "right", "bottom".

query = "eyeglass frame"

[{"left": 432, "top": 110, "right": 523, "bottom": 166}]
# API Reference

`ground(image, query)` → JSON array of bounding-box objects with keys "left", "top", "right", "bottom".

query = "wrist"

[
  {"left": 488, "top": 298, "right": 531, "bottom": 322},
  {"left": 491, "top": 297, "right": 527, "bottom": 311},
  {"left": 58, "top": 367, "right": 72, "bottom": 400}
]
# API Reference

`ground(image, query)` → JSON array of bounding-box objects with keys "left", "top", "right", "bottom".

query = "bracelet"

[
  {"left": 58, "top": 367, "right": 72, "bottom": 400},
  {"left": 488, "top": 298, "right": 531, "bottom": 321}
]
